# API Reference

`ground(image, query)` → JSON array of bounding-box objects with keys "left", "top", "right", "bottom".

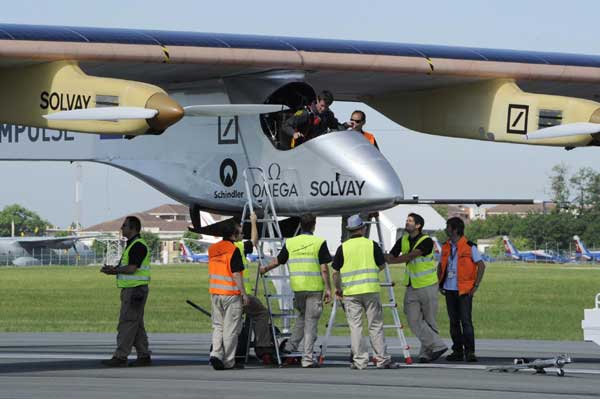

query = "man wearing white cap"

[{"left": 331, "top": 214, "right": 398, "bottom": 370}]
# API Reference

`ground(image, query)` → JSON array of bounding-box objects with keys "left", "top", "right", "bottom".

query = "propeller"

[
  {"left": 525, "top": 122, "right": 600, "bottom": 140},
  {"left": 44, "top": 107, "right": 157, "bottom": 121}
]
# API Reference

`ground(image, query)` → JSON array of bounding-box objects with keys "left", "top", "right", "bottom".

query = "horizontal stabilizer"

[
  {"left": 183, "top": 104, "right": 289, "bottom": 116},
  {"left": 43, "top": 107, "right": 158, "bottom": 121},
  {"left": 396, "top": 198, "right": 538, "bottom": 206},
  {"left": 525, "top": 123, "right": 600, "bottom": 140}
]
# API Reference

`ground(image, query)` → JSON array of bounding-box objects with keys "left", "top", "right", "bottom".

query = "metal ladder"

[
  {"left": 241, "top": 167, "right": 298, "bottom": 366},
  {"left": 319, "top": 214, "right": 413, "bottom": 365}
]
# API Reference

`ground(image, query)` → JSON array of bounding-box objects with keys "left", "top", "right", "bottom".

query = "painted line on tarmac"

[{"left": 0, "top": 353, "right": 206, "bottom": 361}]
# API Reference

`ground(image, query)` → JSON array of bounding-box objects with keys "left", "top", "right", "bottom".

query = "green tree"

[
  {"left": 570, "top": 167, "right": 595, "bottom": 214},
  {"left": 548, "top": 163, "right": 570, "bottom": 210},
  {"left": 140, "top": 231, "right": 160, "bottom": 258},
  {"left": 0, "top": 204, "right": 49, "bottom": 237}
]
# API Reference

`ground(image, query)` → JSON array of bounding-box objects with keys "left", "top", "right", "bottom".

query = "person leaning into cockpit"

[{"left": 283, "top": 90, "right": 348, "bottom": 149}]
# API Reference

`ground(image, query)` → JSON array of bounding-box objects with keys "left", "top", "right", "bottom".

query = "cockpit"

[{"left": 260, "top": 82, "right": 316, "bottom": 150}]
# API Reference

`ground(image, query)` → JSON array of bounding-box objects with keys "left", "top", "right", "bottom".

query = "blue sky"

[{"left": 1, "top": 0, "right": 600, "bottom": 227}]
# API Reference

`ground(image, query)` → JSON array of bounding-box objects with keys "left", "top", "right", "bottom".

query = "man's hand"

[
  {"left": 334, "top": 288, "right": 343, "bottom": 301},
  {"left": 323, "top": 289, "right": 331, "bottom": 304},
  {"left": 242, "top": 294, "right": 250, "bottom": 306},
  {"left": 259, "top": 265, "right": 269, "bottom": 275},
  {"left": 293, "top": 131, "right": 304, "bottom": 140},
  {"left": 100, "top": 265, "right": 116, "bottom": 275}
]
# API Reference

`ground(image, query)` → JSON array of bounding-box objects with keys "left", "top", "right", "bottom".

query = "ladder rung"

[
  {"left": 256, "top": 218, "right": 277, "bottom": 222},
  {"left": 383, "top": 324, "right": 403, "bottom": 329},
  {"left": 260, "top": 238, "right": 283, "bottom": 242},
  {"left": 320, "top": 344, "right": 351, "bottom": 349},
  {"left": 271, "top": 313, "right": 298, "bottom": 318},
  {"left": 263, "top": 275, "right": 289, "bottom": 280},
  {"left": 379, "top": 282, "right": 395, "bottom": 287},
  {"left": 382, "top": 303, "right": 397, "bottom": 308},
  {"left": 326, "top": 323, "right": 349, "bottom": 328},
  {"left": 266, "top": 294, "right": 295, "bottom": 299},
  {"left": 276, "top": 332, "right": 292, "bottom": 338}
]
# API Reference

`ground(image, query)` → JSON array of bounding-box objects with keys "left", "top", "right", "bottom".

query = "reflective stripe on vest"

[
  {"left": 340, "top": 237, "right": 380, "bottom": 295},
  {"left": 400, "top": 234, "right": 437, "bottom": 288},
  {"left": 117, "top": 237, "right": 151, "bottom": 288},
  {"left": 285, "top": 234, "right": 325, "bottom": 292},
  {"left": 208, "top": 240, "right": 242, "bottom": 295}
]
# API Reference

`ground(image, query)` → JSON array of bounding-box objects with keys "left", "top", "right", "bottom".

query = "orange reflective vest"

[
  {"left": 439, "top": 236, "right": 478, "bottom": 295},
  {"left": 208, "top": 240, "right": 242, "bottom": 295},
  {"left": 362, "top": 131, "right": 376, "bottom": 146}
]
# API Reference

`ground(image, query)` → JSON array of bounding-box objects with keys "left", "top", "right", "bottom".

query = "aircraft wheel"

[{"left": 557, "top": 369, "right": 565, "bottom": 377}]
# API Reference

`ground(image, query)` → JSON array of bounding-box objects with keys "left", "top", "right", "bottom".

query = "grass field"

[{"left": 0, "top": 262, "right": 598, "bottom": 340}]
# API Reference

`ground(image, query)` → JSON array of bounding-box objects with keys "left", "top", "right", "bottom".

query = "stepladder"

[
  {"left": 241, "top": 167, "right": 301, "bottom": 366},
  {"left": 319, "top": 214, "right": 413, "bottom": 365}
]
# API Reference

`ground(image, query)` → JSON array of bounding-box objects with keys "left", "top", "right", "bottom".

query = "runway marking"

[{"left": 2, "top": 352, "right": 599, "bottom": 375}]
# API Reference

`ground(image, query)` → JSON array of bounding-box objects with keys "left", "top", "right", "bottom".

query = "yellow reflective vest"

[
  {"left": 340, "top": 237, "right": 380, "bottom": 296},
  {"left": 400, "top": 234, "right": 437, "bottom": 288},
  {"left": 285, "top": 234, "right": 325, "bottom": 292},
  {"left": 117, "top": 237, "right": 151, "bottom": 288}
]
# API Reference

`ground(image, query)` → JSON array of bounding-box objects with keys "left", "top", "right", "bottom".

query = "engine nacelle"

[{"left": 0, "top": 61, "right": 182, "bottom": 135}]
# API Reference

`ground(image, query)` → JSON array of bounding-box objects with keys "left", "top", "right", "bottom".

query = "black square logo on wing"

[{"left": 507, "top": 104, "right": 529, "bottom": 134}]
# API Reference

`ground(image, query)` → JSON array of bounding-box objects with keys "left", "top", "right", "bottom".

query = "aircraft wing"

[
  {"left": 0, "top": 235, "right": 97, "bottom": 250},
  {"left": 2, "top": 23, "right": 600, "bottom": 145},
  {"left": 0, "top": 24, "right": 598, "bottom": 99}
]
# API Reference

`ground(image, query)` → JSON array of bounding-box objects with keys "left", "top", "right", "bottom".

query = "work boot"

[
  {"left": 129, "top": 356, "right": 152, "bottom": 367},
  {"left": 101, "top": 356, "right": 128, "bottom": 367},
  {"left": 446, "top": 352, "right": 464, "bottom": 362},
  {"left": 465, "top": 352, "right": 478, "bottom": 362},
  {"left": 377, "top": 362, "right": 400, "bottom": 369},
  {"left": 209, "top": 356, "right": 225, "bottom": 370},
  {"left": 429, "top": 348, "right": 447, "bottom": 362}
]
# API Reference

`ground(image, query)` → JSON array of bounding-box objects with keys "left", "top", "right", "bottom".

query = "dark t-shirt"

[
  {"left": 226, "top": 239, "right": 245, "bottom": 273},
  {"left": 331, "top": 237, "right": 386, "bottom": 271},
  {"left": 123, "top": 235, "right": 148, "bottom": 268},
  {"left": 277, "top": 234, "right": 332, "bottom": 265},
  {"left": 389, "top": 233, "right": 433, "bottom": 257}
]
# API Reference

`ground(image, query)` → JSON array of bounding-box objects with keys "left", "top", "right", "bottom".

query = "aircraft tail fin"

[
  {"left": 179, "top": 240, "right": 193, "bottom": 258},
  {"left": 573, "top": 235, "right": 591, "bottom": 257},
  {"left": 502, "top": 236, "right": 519, "bottom": 257}
]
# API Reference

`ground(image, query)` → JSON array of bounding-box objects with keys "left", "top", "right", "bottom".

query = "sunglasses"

[{"left": 351, "top": 119, "right": 363, "bottom": 123}]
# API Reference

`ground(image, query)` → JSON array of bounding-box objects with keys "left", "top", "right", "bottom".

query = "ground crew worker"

[
  {"left": 387, "top": 213, "right": 448, "bottom": 363},
  {"left": 260, "top": 214, "right": 332, "bottom": 368},
  {"left": 349, "top": 110, "right": 379, "bottom": 150},
  {"left": 100, "top": 216, "right": 152, "bottom": 367},
  {"left": 236, "top": 213, "right": 275, "bottom": 364},
  {"left": 208, "top": 218, "right": 249, "bottom": 370},
  {"left": 283, "top": 90, "right": 348, "bottom": 148},
  {"left": 439, "top": 217, "right": 486, "bottom": 362},
  {"left": 331, "top": 214, "right": 399, "bottom": 370}
]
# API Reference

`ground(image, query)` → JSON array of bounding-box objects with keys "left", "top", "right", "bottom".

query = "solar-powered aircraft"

[{"left": 3, "top": 24, "right": 600, "bottom": 227}]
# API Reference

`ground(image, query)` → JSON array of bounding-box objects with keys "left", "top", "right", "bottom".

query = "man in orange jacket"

[
  {"left": 438, "top": 217, "right": 486, "bottom": 362},
  {"left": 349, "top": 110, "right": 379, "bottom": 150},
  {"left": 208, "top": 218, "right": 250, "bottom": 370}
]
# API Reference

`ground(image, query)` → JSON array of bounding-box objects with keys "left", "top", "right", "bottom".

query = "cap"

[{"left": 346, "top": 214, "right": 365, "bottom": 231}]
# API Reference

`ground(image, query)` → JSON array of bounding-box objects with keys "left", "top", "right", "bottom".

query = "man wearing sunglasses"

[{"left": 349, "top": 110, "right": 379, "bottom": 150}]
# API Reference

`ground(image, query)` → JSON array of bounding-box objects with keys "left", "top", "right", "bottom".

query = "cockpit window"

[{"left": 260, "top": 82, "right": 316, "bottom": 151}]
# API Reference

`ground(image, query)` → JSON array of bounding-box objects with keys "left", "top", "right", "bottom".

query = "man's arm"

[
  {"left": 250, "top": 212, "right": 259, "bottom": 248},
  {"left": 332, "top": 269, "right": 342, "bottom": 300},
  {"left": 233, "top": 271, "right": 249, "bottom": 305},
  {"left": 320, "top": 263, "right": 331, "bottom": 303},
  {"left": 283, "top": 111, "right": 308, "bottom": 138},
  {"left": 101, "top": 243, "right": 146, "bottom": 275},
  {"left": 260, "top": 245, "right": 287, "bottom": 274},
  {"left": 386, "top": 248, "right": 424, "bottom": 264},
  {"left": 470, "top": 260, "right": 486, "bottom": 296}
]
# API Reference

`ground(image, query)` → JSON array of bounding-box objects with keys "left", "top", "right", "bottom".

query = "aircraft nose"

[{"left": 308, "top": 132, "right": 403, "bottom": 211}]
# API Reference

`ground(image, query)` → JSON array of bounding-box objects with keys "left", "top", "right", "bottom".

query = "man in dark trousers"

[
  {"left": 283, "top": 90, "right": 348, "bottom": 148},
  {"left": 100, "top": 216, "right": 152, "bottom": 367},
  {"left": 438, "top": 217, "right": 486, "bottom": 362}
]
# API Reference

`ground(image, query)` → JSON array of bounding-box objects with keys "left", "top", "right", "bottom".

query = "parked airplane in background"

[
  {"left": 179, "top": 239, "right": 260, "bottom": 264},
  {"left": 573, "top": 235, "right": 600, "bottom": 262},
  {"left": 179, "top": 240, "right": 209, "bottom": 263},
  {"left": 0, "top": 235, "right": 96, "bottom": 266},
  {"left": 502, "top": 236, "right": 565, "bottom": 263}
]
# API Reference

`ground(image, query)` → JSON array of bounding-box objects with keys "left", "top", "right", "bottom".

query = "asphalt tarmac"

[{"left": 0, "top": 333, "right": 599, "bottom": 399}]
